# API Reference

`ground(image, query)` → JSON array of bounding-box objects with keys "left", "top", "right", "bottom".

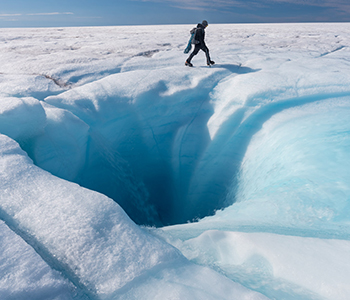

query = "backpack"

[
  {"left": 190, "top": 28, "right": 200, "bottom": 44},
  {"left": 184, "top": 27, "right": 199, "bottom": 54}
]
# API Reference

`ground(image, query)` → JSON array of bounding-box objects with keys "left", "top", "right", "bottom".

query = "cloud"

[
  {"left": 0, "top": 12, "right": 74, "bottom": 17},
  {"left": 136, "top": 0, "right": 250, "bottom": 10},
  {"left": 268, "top": 0, "right": 350, "bottom": 9},
  {"left": 267, "top": 0, "right": 350, "bottom": 15},
  {"left": 136, "top": 0, "right": 350, "bottom": 13},
  {"left": 26, "top": 12, "right": 74, "bottom": 16},
  {"left": 0, "top": 14, "right": 22, "bottom": 17}
]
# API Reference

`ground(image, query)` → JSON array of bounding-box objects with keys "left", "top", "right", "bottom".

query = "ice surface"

[
  {"left": 0, "top": 134, "right": 178, "bottom": 297},
  {"left": 0, "top": 221, "right": 76, "bottom": 300},
  {"left": 0, "top": 134, "right": 266, "bottom": 299},
  {"left": 0, "top": 96, "right": 46, "bottom": 141},
  {"left": 1, "top": 23, "right": 350, "bottom": 299},
  {"left": 166, "top": 230, "right": 350, "bottom": 300}
]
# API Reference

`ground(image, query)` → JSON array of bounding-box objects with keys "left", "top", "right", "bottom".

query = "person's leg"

[
  {"left": 202, "top": 45, "right": 213, "bottom": 65},
  {"left": 186, "top": 44, "right": 200, "bottom": 63}
]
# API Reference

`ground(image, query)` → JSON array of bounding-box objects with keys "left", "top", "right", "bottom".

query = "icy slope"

[
  {"left": 0, "top": 221, "right": 76, "bottom": 300},
  {"left": 166, "top": 231, "right": 350, "bottom": 300},
  {"left": 0, "top": 134, "right": 266, "bottom": 300},
  {"left": 43, "top": 66, "right": 238, "bottom": 225},
  {"left": 1, "top": 23, "right": 350, "bottom": 299},
  {"left": 158, "top": 98, "right": 350, "bottom": 299}
]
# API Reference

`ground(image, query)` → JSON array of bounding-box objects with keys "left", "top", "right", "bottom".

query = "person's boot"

[{"left": 185, "top": 61, "right": 193, "bottom": 67}]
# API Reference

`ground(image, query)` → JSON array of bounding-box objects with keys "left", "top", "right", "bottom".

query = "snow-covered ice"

[{"left": 1, "top": 23, "right": 350, "bottom": 299}]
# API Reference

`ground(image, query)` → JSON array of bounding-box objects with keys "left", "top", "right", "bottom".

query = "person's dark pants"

[{"left": 187, "top": 43, "right": 211, "bottom": 65}]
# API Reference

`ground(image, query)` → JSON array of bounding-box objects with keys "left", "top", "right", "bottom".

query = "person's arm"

[{"left": 198, "top": 28, "right": 206, "bottom": 46}]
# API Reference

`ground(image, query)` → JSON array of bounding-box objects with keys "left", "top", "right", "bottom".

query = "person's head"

[{"left": 202, "top": 20, "right": 208, "bottom": 28}]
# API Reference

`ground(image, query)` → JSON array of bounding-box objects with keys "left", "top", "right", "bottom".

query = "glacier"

[{"left": 1, "top": 23, "right": 350, "bottom": 300}]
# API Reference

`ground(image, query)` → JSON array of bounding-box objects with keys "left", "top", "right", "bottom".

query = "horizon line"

[{"left": 1, "top": 20, "right": 350, "bottom": 29}]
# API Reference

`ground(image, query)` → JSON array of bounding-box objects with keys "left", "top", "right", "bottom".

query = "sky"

[{"left": 0, "top": 0, "right": 350, "bottom": 28}]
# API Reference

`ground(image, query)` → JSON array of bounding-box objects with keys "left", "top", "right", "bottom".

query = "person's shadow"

[{"left": 213, "top": 63, "right": 260, "bottom": 74}]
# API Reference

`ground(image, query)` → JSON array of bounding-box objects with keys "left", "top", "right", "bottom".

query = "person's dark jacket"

[{"left": 194, "top": 23, "right": 206, "bottom": 46}]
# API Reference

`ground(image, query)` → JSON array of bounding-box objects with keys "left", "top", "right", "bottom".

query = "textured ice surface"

[
  {"left": 0, "top": 221, "right": 76, "bottom": 300},
  {"left": 0, "top": 134, "right": 266, "bottom": 300},
  {"left": 166, "top": 230, "right": 350, "bottom": 300},
  {"left": 1, "top": 23, "right": 350, "bottom": 299}
]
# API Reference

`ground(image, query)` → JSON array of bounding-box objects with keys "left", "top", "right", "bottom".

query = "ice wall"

[
  {"left": 0, "top": 133, "right": 268, "bottom": 299},
  {"left": 42, "top": 66, "right": 249, "bottom": 225},
  {"left": 159, "top": 98, "right": 350, "bottom": 299}
]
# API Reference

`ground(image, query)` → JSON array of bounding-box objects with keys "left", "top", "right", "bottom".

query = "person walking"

[{"left": 185, "top": 20, "right": 215, "bottom": 67}]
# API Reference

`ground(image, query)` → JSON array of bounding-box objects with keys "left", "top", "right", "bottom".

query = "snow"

[
  {"left": 1, "top": 23, "right": 350, "bottom": 299},
  {"left": 167, "top": 231, "right": 350, "bottom": 300},
  {"left": 0, "top": 221, "right": 76, "bottom": 300}
]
